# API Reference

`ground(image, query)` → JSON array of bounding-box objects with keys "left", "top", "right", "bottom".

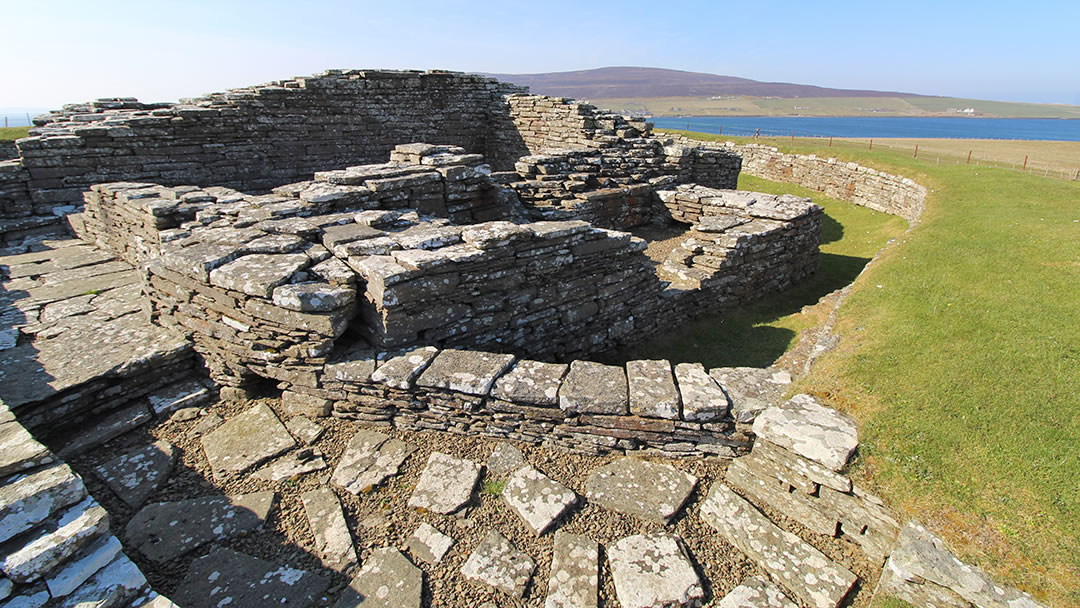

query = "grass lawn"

[
  {"left": 0, "top": 126, "right": 30, "bottom": 141},
  {"left": 601, "top": 177, "right": 907, "bottom": 368},
  {"left": 664, "top": 130, "right": 1080, "bottom": 606}
]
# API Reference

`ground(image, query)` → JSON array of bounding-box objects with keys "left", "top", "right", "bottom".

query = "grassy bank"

[
  {"left": 666, "top": 130, "right": 1079, "bottom": 605},
  {"left": 0, "top": 126, "right": 30, "bottom": 141}
]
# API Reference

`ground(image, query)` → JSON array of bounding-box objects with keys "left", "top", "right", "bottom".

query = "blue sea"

[{"left": 650, "top": 116, "right": 1080, "bottom": 141}]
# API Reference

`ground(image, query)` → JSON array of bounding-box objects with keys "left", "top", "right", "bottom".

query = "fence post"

[
  {"left": 719, "top": 125, "right": 722, "bottom": 136},
  {"left": 967, "top": 150, "right": 972, "bottom": 164},
  {"left": 829, "top": 136, "right": 832, "bottom": 147},
  {"left": 1023, "top": 155, "right": 1028, "bottom": 171},
  {"left": 1075, "top": 168, "right": 1079, "bottom": 180},
  {"left": 754, "top": 128, "right": 760, "bottom": 138},
  {"left": 913, "top": 144, "right": 918, "bottom": 159},
  {"left": 791, "top": 131, "right": 794, "bottom": 143},
  {"left": 869, "top": 138, "right": 873, "bottom": 151}
]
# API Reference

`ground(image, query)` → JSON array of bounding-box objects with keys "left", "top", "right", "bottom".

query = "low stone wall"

[
  {"left": 729, "top": 142, "right": 926, "bottom": 224},
  {"left": 277, "top": 345, "right": 751, "bottom": 458}
]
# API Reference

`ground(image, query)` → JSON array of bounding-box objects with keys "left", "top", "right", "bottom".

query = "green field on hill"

[
  {"left": 661, "top": 130, "right": 1080, "bottom": 607},
  {"left": 0, "top": 127, "right": 30, "bottom": 141},
  {"left": 592, "top": 96, "right": 1080, "bottom": 119}
]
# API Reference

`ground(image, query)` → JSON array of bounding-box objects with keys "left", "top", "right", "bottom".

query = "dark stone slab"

[
  {"left": 175, "top": 547, "right": 329, "bottom": 608},
  {"left": 124, "top": 492, "right": 275, "bottom": 563}
]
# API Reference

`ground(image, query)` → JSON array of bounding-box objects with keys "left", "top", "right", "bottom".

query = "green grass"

[
  {"left": 0, "top": 127, "right": 30, "bottom": 142},
  {"left": 663, "top": 130, "right": 1079, "bottom": 605},
  {"left": 601, "top": 175, "right": 906, "bottom": 368},
  {"left": 481, "top": 479, "right": 506, "bottom": 496}
]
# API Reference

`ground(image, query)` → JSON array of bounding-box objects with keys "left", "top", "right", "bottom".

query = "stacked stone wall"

[
  {"left": 6, "top": 70, "right": 524, "bottom": 222},
  {"left": 278, "top": 346, "right": 751, "bottom": 458}
]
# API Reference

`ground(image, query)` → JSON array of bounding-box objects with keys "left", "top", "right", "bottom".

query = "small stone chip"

[{"left": 407, "top": 522, "right": 454, "bottom": 565}]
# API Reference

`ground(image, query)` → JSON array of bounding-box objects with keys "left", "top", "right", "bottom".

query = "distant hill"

[{"left": 486, "top": 66, "right": 921, "bottom": 100}]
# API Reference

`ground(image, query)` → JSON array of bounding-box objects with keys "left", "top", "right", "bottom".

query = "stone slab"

[
  {"left": 124, "top": 491, "right": 275, "bottom": 563},
  {"left": 174, "top": 547, "right": 329, "bottom": 608},
  {"left": 626, "top": 359, "right": 680, "bottom": 420},
  {"left": 408, "top": 452, "right": 481, "bottom": 514},
  {"left": 93, "top": 440, "right": 175, "bottom": 508},
  {"left": 57, "top": 402, "right": 153, "bottom": 458},
  {"left": 725, "top": 457, "right": 838, "bottom": 536},
  {"left": 0, "top": 421, "right": 53, "bottom": 477},
  {"left": 709, "top": 367, "right": 786, "bottom": 425},
  {"left": 208, "top": 252, "right": 310, "bottom": 298},
  {"left": 285, "top": 416, "right": 325, "bottom": 445},
  {"left": 585, "top": 458, "right": 697, "bottom": 524},
  {"left": 1, "top": 496, "right": 109, "bottom": 583},
  {"left": 416, "top": 349, "right": 516, "bottom": 396},
  {"left": 491, "top": 359, "right": 568, "bottom": 407},
  {"left": 486, "top": 442, "right": 526, "bottom": 477},
  {"left": 331, "top": 430, "right": 415, "bottom": 495},
  {"left": 54, "top": 552, "right": 145, "bottom": 608},
  {"left": 607, "top": 533, "right": 704, "bottom": 608},
  {"left": 717, "top": 576, "right": 798, "bottom": 608},
  {"left": 751, "top": 439, "right": 852, "bottom": 494},
  {"left": 460, "top": 530, "right": 535, "bottom": 598},
  {"left": 46, "top": 534, "right": 122, "bottom": 597},
  {"left": 201, "top": 403, "right": 295, "bottom": 478},
  {"left": 301, "top": 488, "right": 357, "bottom": 574},
  {"left": 407, "top": 522, "right": 454, "bottom": 565},
  {"left": 146, "top": 379, "right": 211, "bottom": 416},
  {"left": 700, "top": 483, "right": 857, "bottom": 608},
  {"left": 334, "top": 547, "right": 421, "bottom": 608},
  {"left": 752, "top": 394, "right": 857, "bottom": 471},
  {"left": 558, "top": 360, "right": 628, "bottom": 415},
  {"left": 502, "top": 465, "right": 577, "bottom": 535},
  {"left": 369, "top": 346, "right": 438, "bottom": 390},
  {"left": 253, "top": 448, "right": 327, "bottom": 482},
  {"left": 544, "top": 531, "right": 598, "bottom": 608},
  {"left": 675, "top": 362, "right": 729, "bottom": 422},
  {"left": 0, "top": 463, "right": 86, "bottom": 545},
  {"left": 880, "top": 521, "right": 1046, "bottom": 608}
]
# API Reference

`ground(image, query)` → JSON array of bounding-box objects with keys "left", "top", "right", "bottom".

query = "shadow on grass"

[{"left": 598, "top": 251, "right": 871, "bottom": 369}]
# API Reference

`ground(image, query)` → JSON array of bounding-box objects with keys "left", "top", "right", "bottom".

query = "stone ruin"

[{"left": 0, "top": 70, "right": 1043, "bottom": 608}]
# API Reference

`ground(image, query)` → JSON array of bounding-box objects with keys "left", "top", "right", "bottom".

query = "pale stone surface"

[
  {"left": 607, "top": 533, "right": 704, "bottom": 608},
  {"left": 544, "top": 531, "right": 598, "bottom": 608},
  {"left": 5, "top": 583, "right": 49, "bottom": 608},
  {"left": 93, "top": 440, "right": 175, "bottom": 507},
  {"left": 254, "top": 448, "right": 327, "bottom": 482},
  {"left": 146, "top": 379, "right": 211, "bottom": 416},
  {"left": 751, "top": 439, "right": 852, "bottom": 493},
  {"left": 301, "top": 488, "right": 357, "bottom": 574},
  {"left": 1, "top": 496, "right": 109, "bottom": 583},
  {"left": 0, "top": 422, "right": 53, "bottom": 477},
  {"left": 272, "top": 282, "right": 355, "bottom": 312},
  {"left": 585, "top": 458, "right": 697, "bottom": 524},
  {"left": 0, "top": 577, "right": 11, "bottom": 601},
  {"left": 460, "top": 530, "right": 535, "bottom": 598},
  {"left": 486, "top": 442, "right": 526, "bottom": 477},
  {"left": 46, "top": 534, "right": 122, "bottom": 597},
  {"left": 208, "top": 252, "right": 309, "bottom": 298},
  {"left": 281, "top": 390, "right": 332, "bottom": 418},
  {"left": 416, "top": 349, "right": 516, "bottom": 395},
  {"left": 124, "top": 491, "right": 274, "bottom": 563},
  {"left": 752, "top": 394, "right": 858, "bottom": 471},
  {"left": 331, "top": 430, "right": 415, "bottom": 495},
  {"left": 717, "top": 576, "right": 798, "bottom": 608},
  {"left": 709, "top": 367, "right": 787, "bottom": 424},
  {"left": 408, "top": 452, "right": 481, "bottom": 514},
  {"left": 324, "top": 347, "right": 377, "bottom": 383},
  {"left": 0, "top": 463, "right": 86, "bottom": 545},
  {"left": 407, "top": 522, "right": 454, "bottom": 565},
  {"left": 626, "top": 359, "right": 680, "bottom": 420},
  {"left": 502, "top": 465, "right": 577, "bottom": 535},
  {"left": 285, "top": 416, "right": 325, "bottom": 445},
  {"left": 201, "top": 403, "right": 295, "bottom": 478},
  {"left": 491, "top": 360, "right": 568, "bottom": 407},
  {"left": 369, "top": 346, "right": 438, "bottom": 389},
  {"left": 54, "top": 552, "right": 146, "bottom": 608},
  {"left": 700, "top": 483, "right": 857, "bottom": 608},
  {"left": 559, "top": 360, "right": 628, "bottom": 415},
  {"left": 334, "top": 547, "right": 421, "bottom": 608},
  {"left": 881, "top": 521, "right": 1046, "bottom": 608},
  {"left": 675, "top": 362, "right": 729, "bottom": 422},
  {"left": 175, "top": 547, "right": 329, "bottom": 608}
]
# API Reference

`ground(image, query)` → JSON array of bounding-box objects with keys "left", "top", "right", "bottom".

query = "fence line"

[{"left": 659, "top": 125, "right": 1080, "bottom": 182}]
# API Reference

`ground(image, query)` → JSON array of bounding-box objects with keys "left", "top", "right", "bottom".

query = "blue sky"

[{"left": 3, "top": 0, "right": 1077, "bottom": 110}]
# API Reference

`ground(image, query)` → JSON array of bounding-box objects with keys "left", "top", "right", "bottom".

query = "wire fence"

[
  {"left": 1, "top": 114, "right": 36, "bottom": 128},
  {"left": 664, "top": 123, "right": 1080, "bottom": 182}
]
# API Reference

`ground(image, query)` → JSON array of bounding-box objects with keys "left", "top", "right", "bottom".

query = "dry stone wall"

[{"left": 4, "top": 70, "right": 523, "bottom": 222}]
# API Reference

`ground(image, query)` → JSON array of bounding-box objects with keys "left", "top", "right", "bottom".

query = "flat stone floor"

[{"left": 0, "top": 239, "right": 190, "bottom": 424}]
